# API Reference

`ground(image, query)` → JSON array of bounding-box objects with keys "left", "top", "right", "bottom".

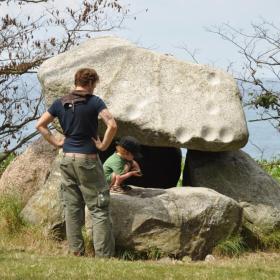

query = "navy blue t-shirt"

[{"left": 48, "top": 95, "right": 107, "bottom": 154}]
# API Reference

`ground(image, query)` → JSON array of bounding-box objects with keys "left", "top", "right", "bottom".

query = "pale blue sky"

[
  {"left": 2, "top": 0, "right": 280, "bottom": 158},
  {"left": 110, "top": 0, "right": 280, "bottom": 71},
  {"left": 3, "top": 0, "right": 280, "bottom": 71}
]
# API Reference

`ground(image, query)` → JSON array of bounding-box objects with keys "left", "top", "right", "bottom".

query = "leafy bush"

[{"left": 257, "top": 159, "right": 280, "bottom": 182}]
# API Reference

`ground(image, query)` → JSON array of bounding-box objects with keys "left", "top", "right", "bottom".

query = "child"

[{"left": 103, "top": 136, "right": 142, "bottom": 193}]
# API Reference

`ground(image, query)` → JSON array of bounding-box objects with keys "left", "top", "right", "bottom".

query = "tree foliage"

[
  {"left": 207, "top": 20, "right": 280, "bottom": 128},
  {"left": 0, "top": 0, "right": 128, "bottom": 161}
]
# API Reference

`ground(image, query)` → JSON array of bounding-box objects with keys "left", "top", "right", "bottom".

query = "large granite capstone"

[{"left": 38, "top": 36, "right": 248, "bottom": 152}]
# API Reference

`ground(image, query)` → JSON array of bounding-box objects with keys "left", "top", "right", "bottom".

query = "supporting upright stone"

[{"left": 183, "top": 149, "right": 280, "bottom": 230}]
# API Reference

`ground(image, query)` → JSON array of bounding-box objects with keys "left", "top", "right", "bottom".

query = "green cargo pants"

[{"left": 60, "top": 154, "right": 115, "bottom": 257}]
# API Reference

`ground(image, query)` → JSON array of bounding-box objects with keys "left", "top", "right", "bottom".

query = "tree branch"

[
  {"left": 0, "top": 130, "right": 39, "bottom": 163},
  {"left": 248, "top": 116, "right": 280, "bottom": 122},
  {"left": 0, "top": 0, "right": 48, "bottom": 2}
]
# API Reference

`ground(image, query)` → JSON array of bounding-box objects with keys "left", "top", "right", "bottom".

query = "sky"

[
  {"left": 2, "top": 0, "right": 279, "bottom": 70},
  {"left": 2, "top": 0, "right": 280, "bottom": 159},
  {"left": 3, "top": 0, "right": 280, "bottom": 69},
  {"left": 111, "top": 0, "right": 280, "bottom": 71}
]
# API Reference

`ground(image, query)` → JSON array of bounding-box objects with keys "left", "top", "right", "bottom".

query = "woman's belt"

[{"left": 63, "top": 152, "right": 97, "bottom": 159}]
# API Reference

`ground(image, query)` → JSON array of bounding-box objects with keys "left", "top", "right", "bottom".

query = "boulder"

[
  {"left": 89, "top": 187, "right": 242, "bottom": 260},
  {"left": 183, "top": 150, "right": 280, "bottom": 231},
  {"left": 0, "top": 137, "right": 58, "bottom": 204},
  {"left": 21, "top": 153, "right": 65, "bottom": 237},
  {"left": 22, "top": 157, "right": 242, "bottom": 260},
  {"left": 38, "top": 36, "right": 248, "bottom": 152}
]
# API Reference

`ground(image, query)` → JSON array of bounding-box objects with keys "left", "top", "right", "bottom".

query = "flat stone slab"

[{"left": 38, "top": 36, "right": 248, "bottom": 151}]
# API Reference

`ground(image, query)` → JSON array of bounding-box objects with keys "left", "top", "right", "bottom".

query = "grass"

[
  {"left": 214, "top": 228, "right": 280, "bottom": 257},
  {"left": 260, "top": 231, "right": 280, "bottom": 250},
  {"left": 1, "top": 157, "right": 280, "bottom": 279},
  {"left": 0, "top": 194, "right": 25, "bottom": 235},
  {"left": 258, "top": 158, "right": 280, "bottom": 182},
  {"left": 0, "top": 194, "right": 67, "bottom": 258},
  {"left": 115, "top": 246, "right": 163, "bottom": 261},
  {"left": 249, "top": 227, "right": 280, "bottom": 251},
  {"left": 0, "top": 194, "right": 280, "bottom": 280},
  {"left": 0, "top": 251, "right": 280, "bottom": 280},
  {"left": 0, "top": 153, "right": 15, "bottom": 177},
  {"left": 214, "top": 235, "right": 247, "bottom": 257}
]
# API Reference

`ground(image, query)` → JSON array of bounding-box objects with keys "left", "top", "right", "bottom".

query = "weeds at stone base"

[
  {"left": 0, "top": 194, "right": 26, "bottom": 235},
  {"left": 214, "top": 226, "right": 280, "bottom": 258},
  {"left": 2, "top": 154, "right": 280, "bottom": 260},
  {"left": 0, "top": 153, "right": 15, "bottom": 177},
  {"left": 115, "top": 246, "right": 164, "bottom": 261},
  {"left": 0, "top": 194, "right": 67, "bottom": 256},
  {"left": 260, "top": 230, "right": 280, "bottom": 249},
  {"left": 1, "top": 193, "right": 280, "bottom": 260},
  {"left": 115, "top": 247, "right": 148, "bottom": 261},
  {"left": 0, "top": 194, "right": 164, "bottom": 260},
  {"left": 242, "top": 224, "right": 280, "bottom": 251},
  {"left": 84, "top": 234, "right": 164, "bottom": 261},
  {"left": 213, "top": 235, "right": 247, "bottom": 257}
]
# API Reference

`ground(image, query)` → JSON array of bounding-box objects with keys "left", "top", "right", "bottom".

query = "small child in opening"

[{"left": 103, "top": 136, "right": 142, "bottom": 193}]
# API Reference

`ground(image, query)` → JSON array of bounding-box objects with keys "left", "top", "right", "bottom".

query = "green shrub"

[
  {"left": 257, "top": 158, "right": 280, "bottom": 182},
  {"left": 0, "top": 194, "right": 26, "bottom": 235}
]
